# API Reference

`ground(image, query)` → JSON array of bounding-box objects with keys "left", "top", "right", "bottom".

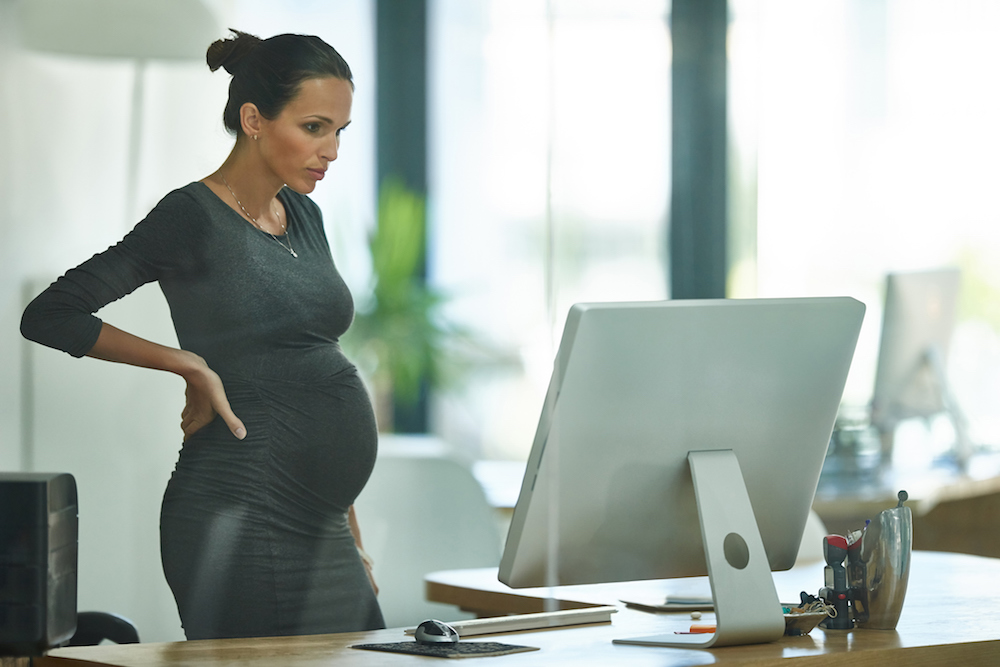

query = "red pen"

[{"left": 675, "top": 624, "right": 716, "bottom": 634}]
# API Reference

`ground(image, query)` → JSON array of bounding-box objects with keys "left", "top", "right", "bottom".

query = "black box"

[{"left": 0, "top": 473, "right": 77, "bottom": 656}]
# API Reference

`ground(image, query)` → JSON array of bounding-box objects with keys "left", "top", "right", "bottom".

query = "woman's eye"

[{"left": 304, "top": 123, "right": 322, "bottom": 133}]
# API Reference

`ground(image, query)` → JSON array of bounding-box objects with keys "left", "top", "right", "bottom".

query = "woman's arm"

[
  {"left": 349, "top": 505, "right": 378, "bottom": 594},
  {"left": 88, "top": 322, "right": 246, "bottom": 441},
  {"left": 21, "top": 190, "right": 244, "bottom": 441}
]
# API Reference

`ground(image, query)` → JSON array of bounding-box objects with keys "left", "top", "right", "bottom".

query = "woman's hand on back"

[
  {"left": 179, "top": 352, "right": 247, "bottom": 441},
  {"left": 85, "top": 324, "right": 247, "bottom": 442}
]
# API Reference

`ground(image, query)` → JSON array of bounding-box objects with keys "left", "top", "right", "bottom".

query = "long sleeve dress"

[{"left": 20, "top": 182, "right": 385, "bottom": 639}]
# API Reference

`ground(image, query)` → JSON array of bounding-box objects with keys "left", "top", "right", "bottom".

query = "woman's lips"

[{"left": 307, "top": 169, "right": 326, "bottom": 181}]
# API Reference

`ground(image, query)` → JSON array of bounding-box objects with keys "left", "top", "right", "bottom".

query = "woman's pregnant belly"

[{"left": 168, "top": 359, "right": 378, "bottom": 528}]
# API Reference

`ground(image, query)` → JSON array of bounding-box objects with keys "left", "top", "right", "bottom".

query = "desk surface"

[{"left": 40, "top": 551, "right": 1000, "bottom": 666}]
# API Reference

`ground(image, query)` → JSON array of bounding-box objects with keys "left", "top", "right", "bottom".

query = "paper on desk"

[{"left": 620, "top": 596, "right": 714, "bottom": 612}]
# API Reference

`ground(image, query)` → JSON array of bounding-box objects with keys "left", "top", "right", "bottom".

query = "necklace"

[{"left": 221, "top": 176, "right": 298, "bottom": 258}]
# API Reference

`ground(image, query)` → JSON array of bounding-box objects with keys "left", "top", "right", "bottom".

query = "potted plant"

[{"left": 343, "top": 178, "right": 462, "bottom": 432}]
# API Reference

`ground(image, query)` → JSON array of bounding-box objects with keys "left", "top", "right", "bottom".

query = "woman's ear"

[{"left": 239, "top": 102, "right": 263, "bottom": 139}]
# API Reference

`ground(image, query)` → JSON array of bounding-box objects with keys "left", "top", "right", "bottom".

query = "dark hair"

[{"left": 206, "top": 29, "right": 353, "bottom": 136}]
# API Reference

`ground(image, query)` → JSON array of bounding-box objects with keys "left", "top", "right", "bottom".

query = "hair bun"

[{"left": 206, "top": 29, "right": 263, "bottom": 75}]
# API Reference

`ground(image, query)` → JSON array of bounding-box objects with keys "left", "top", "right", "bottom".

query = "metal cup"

[{"left": 847, "top": 495, "right": 912, "bottom": 630}]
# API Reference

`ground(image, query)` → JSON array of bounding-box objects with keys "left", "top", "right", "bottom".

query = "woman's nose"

[{"left": 321, "top": 137, "right": 340, "bottom": 162}]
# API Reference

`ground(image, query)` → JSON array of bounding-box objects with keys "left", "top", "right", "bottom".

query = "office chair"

[
  {"left": 795, "top": 510, "right": 831, "bottom": 566},
  {"left": 68, "top": 611, "right": 140, "bottom": 646},
  {"left": 353, "top": 438, "right": 503, "bottom": 628}
]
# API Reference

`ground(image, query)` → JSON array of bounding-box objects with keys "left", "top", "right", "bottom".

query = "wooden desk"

[
  {"left": 36, "top": 552, "right": 1000, "bottom": 666},
  {"left": 427, "top": 551, "right": 1000, "bottom": 663}
]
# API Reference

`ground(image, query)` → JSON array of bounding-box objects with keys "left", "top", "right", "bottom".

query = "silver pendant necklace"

[{"left": 221, "top": 176, "right": 298, "bottom": 258}]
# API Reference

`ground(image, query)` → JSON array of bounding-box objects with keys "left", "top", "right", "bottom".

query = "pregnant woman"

[{"left": 21, "top": 29, "right": 384, "bottom": 639}]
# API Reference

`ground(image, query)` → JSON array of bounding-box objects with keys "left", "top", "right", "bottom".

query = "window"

[
  {"left": 429, "top": 0, "right": 671, "bottom": 459},
  {"left": 731, "top": 0, "right": 1000, "bottom": 459}
]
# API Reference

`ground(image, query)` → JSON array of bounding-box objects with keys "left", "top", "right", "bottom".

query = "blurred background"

[{"left": 3, "top": 0, "right": 1000, "bottom": 642}]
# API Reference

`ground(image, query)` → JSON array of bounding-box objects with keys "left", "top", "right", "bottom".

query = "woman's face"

[{"left": 257, "top": 76, "right": 353, "bottom": 194}]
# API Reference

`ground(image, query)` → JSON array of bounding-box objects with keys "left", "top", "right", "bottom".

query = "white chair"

[
  {"left": 794, "top": 509, "right": 831, "bottom": 566},
  {"left": 353, "top": 437, "right": 503, "bottom": 628}
]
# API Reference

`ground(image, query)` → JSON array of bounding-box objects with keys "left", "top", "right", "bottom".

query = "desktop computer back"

[{"left": 0, "top": 473, "right": 77, "bottom": 656}]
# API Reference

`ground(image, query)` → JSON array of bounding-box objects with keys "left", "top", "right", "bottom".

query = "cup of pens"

[{"left": 847, "top": 490, "right": 912, "bottom": 630}]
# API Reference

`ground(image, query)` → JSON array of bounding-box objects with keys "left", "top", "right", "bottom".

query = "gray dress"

[{"left": 20, "top": 182, "right": 385, "bottom": 639}]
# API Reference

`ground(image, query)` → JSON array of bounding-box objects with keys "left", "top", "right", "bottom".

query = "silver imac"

[
  {"left": 870, "top": 269, "right": 969, "bottom": 467},
  {"left": 499, "top": 297, "right": 865, "bottom": 648}
]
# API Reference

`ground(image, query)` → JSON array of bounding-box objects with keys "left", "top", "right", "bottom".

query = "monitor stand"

[
  {"left": 924, "top": 345, "right": 974, "bottom": 472},
  {"left": 613, "top": 449, "right": 786, "bottom": 648}
]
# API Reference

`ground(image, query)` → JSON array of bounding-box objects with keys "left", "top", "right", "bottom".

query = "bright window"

[
  {"left": 429, "top": 0, "right": 671, "bottom": 459},
  {"left": 732, "top": 0, "right": 1000, "bottom": 455}
]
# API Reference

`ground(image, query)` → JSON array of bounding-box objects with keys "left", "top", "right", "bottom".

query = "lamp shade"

[{"left": 17, "top": 0, "right": 219, "bottom": 61}]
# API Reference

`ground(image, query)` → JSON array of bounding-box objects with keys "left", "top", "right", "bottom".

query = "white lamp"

[{"left": 16, "top": 0, "right": 220, "bottom": 223}]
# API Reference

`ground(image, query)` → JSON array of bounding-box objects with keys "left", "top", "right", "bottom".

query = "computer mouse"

[{"left": 414, "top": 619, "right": 460, "bottom": 645}]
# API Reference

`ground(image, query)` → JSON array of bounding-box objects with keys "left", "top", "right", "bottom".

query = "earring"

[{"left": 253, "top": 134, "right": 258, "bottom": 141}]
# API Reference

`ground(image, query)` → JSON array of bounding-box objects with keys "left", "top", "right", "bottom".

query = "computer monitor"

[
  {"left": 870, "top": 269, "right": 969, "bottom": 465},
  {"left": 499, "top": 298, "right": 865, "bottom": 648}
]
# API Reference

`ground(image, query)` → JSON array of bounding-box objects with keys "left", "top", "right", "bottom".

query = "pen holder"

[{"left": 847, "top": 492, "right": 912, "bottom": 630}]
